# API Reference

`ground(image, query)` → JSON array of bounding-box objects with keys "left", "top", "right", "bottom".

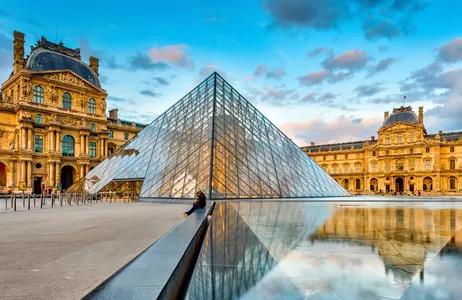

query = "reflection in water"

[{"left": 187, "top": 202, "right": 462, "bottom": 299}]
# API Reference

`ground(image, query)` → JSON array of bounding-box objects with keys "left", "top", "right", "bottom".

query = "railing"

[{"left": 0, "top": 191, "right": 138, "bottom": 213}]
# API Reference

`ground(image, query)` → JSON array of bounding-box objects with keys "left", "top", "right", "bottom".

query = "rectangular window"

[
  {"left": 425, "top": 160, "right": 431, "bottom": 171},
  {"left": 409, "top": 159, "right": 415, "bottom": 170},
  {"left": 35, "top": 114, "right": 42, "bottom": 124},
  {"left": 344, "top": 165, "right": 349, "bottom": 174},
  {"left": 450, "top": 160, "right": 455, "bottom": 170},
  {"left": 355, "top": 164, "right": 360, "bottom": 173},
  {"left": 450, "top": 178, "right": 456, "bottom": 190},
  {"left": 89, "top": 141, "right": 96, "bottom": 157},
  {"left": 396, "top": 161, "right": 404, "bottom": 171},
  {"left": 385, "top": 161, "right": 390, "bottom": 172},
  {"left": 397, "top": 134, "right": 402, "bottom": 144},
  {"left": 333, "top": 166, "right": 337, "bottom": 174},
  {"left": 371, "top": 162, "right": 377, "bottom": 172},
  {"left": 34, "top": 135, "right": 43, "bottom": 153},
  {"left": 109, "top": 130, "right": 113, "bottom": 138},
  {"left": 124, "top": 133, "right": 129, "bottom": 140}
]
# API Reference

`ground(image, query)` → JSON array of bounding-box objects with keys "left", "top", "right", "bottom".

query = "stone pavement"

[{"left": 0, "top": 202, "right": 190, "bottom": 300}]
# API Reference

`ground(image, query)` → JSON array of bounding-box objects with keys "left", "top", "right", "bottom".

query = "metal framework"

[{"left": 77, "top": 72, "right": 348, "bottom": 199}]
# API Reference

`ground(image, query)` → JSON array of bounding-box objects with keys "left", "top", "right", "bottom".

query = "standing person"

[{"left": 184, "top": 190, "right": 207, "bottom": 217}]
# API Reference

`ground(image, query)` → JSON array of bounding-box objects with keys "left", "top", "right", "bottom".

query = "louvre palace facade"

[
  {"left": 0, "top": 31, "right": 144, "bottom": 193},
  {"left": 302, "top": 106, "right": 462, "bottom": 195}
]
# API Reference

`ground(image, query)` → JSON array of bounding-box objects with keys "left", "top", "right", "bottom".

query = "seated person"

[{"left": 184, "top": 190, "right": 207, "bottom": 217}]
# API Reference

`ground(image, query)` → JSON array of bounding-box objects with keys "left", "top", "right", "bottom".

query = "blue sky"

[{"left": 1, "top": 0, "right": 462, "bottom": 145}]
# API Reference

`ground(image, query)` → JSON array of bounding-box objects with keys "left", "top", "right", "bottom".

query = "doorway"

[
  {"left": 61, "top": 166, "right": 76, "bottom": 190},
  {"left": 395, "top": 177, "right": 404, "bottom": 193},
  {"left": 33, "top": 177, "right": 42, "bottom": 194}
]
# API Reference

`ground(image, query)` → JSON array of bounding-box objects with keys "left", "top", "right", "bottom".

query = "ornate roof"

[
  {"left": 25, "top": 37, "right": 100, "bottom": 87},
  {"left": 382, "top": 106, "right": 419, "bottom": 127}
]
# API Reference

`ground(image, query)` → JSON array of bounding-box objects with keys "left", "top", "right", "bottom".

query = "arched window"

[
  {"left": 355, "top": 179, "right": 361, "bottom": 190},
  {"left": 370, "top": 178, "right": 378, "bottom": 191},
  {"left": 450, "top": 146, "right": 455, "bottom": 153},
  {"left": 426, "top": 147, "right": 430, "bottom": 153},
  {"left": 423, "top": 177, "right": 433, "bottom": 191},
  {"left": 33, "top": 86, "right": 44, "bottom": 104},
  {"left": 88, "top": 98, "right": 96, "bottom": 114},
  {"left": 90, "top": 123, "right": 96, "bottom": 132},
  {"left": 410, "top": 148, "right": 413, "bottom": 154},
  {"left": 449, "top": 177, "right": 457, "bottom": 190},
  {"left": 62, "top": 92, "right": 72, "bottom": 109},
  {"left": 62, "top": 135, "right": 75, "bottom": 157}
]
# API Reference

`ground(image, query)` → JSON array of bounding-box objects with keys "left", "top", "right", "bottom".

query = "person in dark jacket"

[{"left": 184, "top": 190, "right": 207, "bottom": 217}]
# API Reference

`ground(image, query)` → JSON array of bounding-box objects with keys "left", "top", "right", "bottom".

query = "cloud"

[
  {"left": 425, "top": 85, "right": 462, "bottom": 132},
  {"left": 378, "top": 45, "right": 389, "bottom": 52},
  {"left": 367, "top": 57, "right": 396, "bottom": 77},
  {"left": 279, "top": 115, "right": 382, "bottom": 145},
  {"left": 153, "top": 76, "right": 170, "bottom": 86},
  {"left": 327, "top": 71, "right": 353, "bottom": 83},
  {"left": 129, "top": 52, "right": 169, "bottom": 71},
  {"left": 437, "top": 38, "right": 462, "bottom": 63},
  {"left": 205, "top": 16, "right": 228, "bottom": 22},
  {"left": 197, "top": 65, "right": 228, "bottom": 82},
  {"left": 79, "top": 39, "right": 125, "bottom": 70},
  {"left": 107, "top": 96, "right": 135, "bottom": 105},
  {"left": 246, "top": 85, "right": 295, "bottom": 106},
  {"left": 266, "top": 68, "right": 286, "bottom": 80},
  {"left": 298, "top": 70, "right": 330, "bottom": 86},
  {"left": 322, "top": 50, "right": 370, "bottom": 70},
  {"left": 354, "top": 82, "right": 385, "bottom": 97},
  {"left": 298, "top": 92, "right": 354, "bottom": 111},
  {"left": 149, "top": 45, "right": 194, "bottom": 69},
  {"left": 254, "top": 65, "right": 267, "bottom": 77},
  {"left": 140, "top": 89, "right": 161, "bottom": 98},
  {"left": 262, "top": 0, "right": 427, "bottom": 40},
  {"left": 307, "top": 47, "right": 333, "bottom": 58}
]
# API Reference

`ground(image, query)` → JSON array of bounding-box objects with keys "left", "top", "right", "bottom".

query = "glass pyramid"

[{"left": 81, "top": 72, "right": 349, "bottom": 199}]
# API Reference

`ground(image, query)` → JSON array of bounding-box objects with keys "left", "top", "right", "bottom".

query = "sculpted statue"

[
  {"left": 50, "top": 88, "right": 58, "bottom": 103},
  {"left": 51, "top": 113, "right": 58, "bottom": 122},
  {"left": 21, "top": 81, "right": 31, "bottom": 99},
  {"left": 80, "top": 118, "right": 87, "bottom": 127},
  {"left": 100, "top": 101, "right": 106, "bottom": 112}
]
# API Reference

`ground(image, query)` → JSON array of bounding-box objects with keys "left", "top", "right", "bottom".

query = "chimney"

[
  {"left": 310, "top": 142, "right": 315, "bottom": 146},
  {"left": 13, "top": 31, "right": 25, "bottom": 74},
  {"left": 371, "top": 136, "right": 375, "bottom": 141},
  {"left": 438, "top": 130, "right": 443, "bottom": 135},
  {"left": 418, "top": 106, "right": 423, "bottom": 124},
  {"left": 109, "top": 108, "right": 118, "bottom": 120},
  {"left": 384, "top": 111, "right": 389, "bottom": 119},
  {"left": 89, "top": 56, "right": 99, "bottom": 76}
]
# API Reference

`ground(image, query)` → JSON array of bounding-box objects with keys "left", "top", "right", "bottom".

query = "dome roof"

[
  {"left": 382, "top": 106, "right": 419, "bottom": 127},
  {"left": 26, "top": 49, "right": 100, "bottom": 87}
]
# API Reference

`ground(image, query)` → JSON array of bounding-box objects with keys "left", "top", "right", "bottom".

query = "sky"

[{"left": 1, "top": 0, "right": 462, "bottom": 146}]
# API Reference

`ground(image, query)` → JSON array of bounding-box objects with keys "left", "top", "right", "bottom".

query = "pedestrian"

[{"left": 184, "top": 190, "right": 207, "bottom": 217}]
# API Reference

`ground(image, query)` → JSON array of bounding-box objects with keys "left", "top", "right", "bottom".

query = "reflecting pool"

[{"left": 187, "top": 201, "right": 462, "bottom": 300}]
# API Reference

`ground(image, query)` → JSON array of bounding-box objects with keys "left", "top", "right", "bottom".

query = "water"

[{"left": 187, "top": 200, "right": 462, "bottom": 300}]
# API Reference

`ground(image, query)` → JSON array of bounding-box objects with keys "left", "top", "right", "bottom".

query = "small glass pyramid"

[{"left": 81, "top": 72, "right": 349, "bottom": 199}]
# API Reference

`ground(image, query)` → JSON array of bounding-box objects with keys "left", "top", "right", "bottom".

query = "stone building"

[
  {"left": 302, "top": 106, "right": 462, "bottom": 195},
  {"left": 0, "top": 31, "right": 144, "bottom": 193}
]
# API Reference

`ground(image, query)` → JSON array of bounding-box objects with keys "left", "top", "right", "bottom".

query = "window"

[
  {"left": 323, "top": 155, "right": 326, "bottom": 161},
  {"left": 62, "top": 92, "right": 72, "bottom": 110},
  {"left": 355, "top": 164, "right": 360, "bottom": 173},
  {"left": 124, "top": 132, "right": 129, "bottom": 140},
  {"left": 89, "top": 141, "right": 96, "bottom": 157},
  {"left": 35, "top": 114, "right": 42, "bottom": 124},
  {"left": 386, "top": 150, "right": 390, "bottom": 156},
  {"left": 410, "top": 148, "right": 413, "bottom": 154},
  {"left": 109, "top": 130, "right": 113, "bottom": 138},
  {"left": 426, "top": 147, "right": 430, "bottom": 153},
  {"left": 88, "top": 98, "right": 96, "bottom": 114},
  {"left": 108, "top": 147, "right": 115, "bottom": 155},
  {"left": 33, "top": 86, "right": 44, "bottom": 104},
  {"left": 385, "top": 161, "right": 390, "bottom": 172},
  {"left": 425, "top": 160, "right": 431, "bottom": 171},
  {"left": 372, "top": 151, "right": 376, "bottom": 156},
  {"left": 344, "top": 165, "right": 349, "bottom": 174},
  {"left": 90, "top": 123, "right": 96, "bottom": 132},
  {"left": 409, "top": 159, "right": 415, "bottom": 170},
  {"left": 333, "top": 165, "right": 337, "bottom": 174},
  {"left": 355, "top": 179, "right": 361, "bottom": 190},
  {"left": 396, "top": 160, "right": 404, "bottom": 171},
  {"left": 385, "top": 136, "right": 390, "bottom": 145},
  {"left": 450, "top": 159, "right": 456, "bottom": 170},
  {"left": 34, "top": 135, "right": 43, "bottom": 153},
  {"left": 409, "top": 133, "right": 415, "bottom": 143},
  {"left": 397, "top": 133, "right": 402, "bottom": 144},
  {"left": 450, "top": 146, "right": 455, "bottom": 153},
  {"left": 62, "top": 135, "right": 74, "bottom": 157},
  {"left": 345, "top": 154, "right": 348, "bottom": 159},
  {"left": 371, "top": 162, "right": 377, "bottom": 172},
  {"left": 334, "top": 155, "right": 337, "bottom": 160},
  {"left": 450, "top": 177, "right": 457, "bottom": 190}
]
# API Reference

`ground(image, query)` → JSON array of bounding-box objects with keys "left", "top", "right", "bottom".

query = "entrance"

[
  {"left": 61, "top": 166, "right": 75, "bottom": 191},
  {"left": 0, "top": 162, "right": 6, "bottom": 187},
  {"left": 395, "top": 177, "right": 404, "bottom": 193},
  {"left": 33, "top": 177, "right": 42, "bottom": 194}
]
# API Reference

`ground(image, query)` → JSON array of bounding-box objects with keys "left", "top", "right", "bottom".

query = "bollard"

[
  {"left": 51, "top": 194, "right": 54, "bottom": 208},
  {"left": 27, "top": 194, "right": 31, "bottom": 210},
  {"left": 22, "top": 192, "right": 25, "bottom": 207},
  {"left": 60, "top": 193, "right": 63, "bottom": 207},
  {"left": 13, "top": 194, "right": 16, "bottom": 211},
  {"left": 77, "top": 194, "right": 79, "bottom": 205},
  {"left": 33, "top": 194, "right": 36, "bottom": 207},
  {"left": 40, "top": 193, "right": 44, "bottom": 209}
]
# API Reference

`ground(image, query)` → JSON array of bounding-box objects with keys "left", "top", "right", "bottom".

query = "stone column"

[
  {"left": 27, "top": 161, "right": 31, "bottom": 187},
  {"left": 80, "top": 135, "right": 85, "bottom": 155},
  {"left": 49, "top": 131, "right": 54, "bottom": 152},
  {"left": 99, "top": 139, "right": 103, "bottom": 158},
  {"left": 21, "top": 127, "right": 26, "bottom": 149},
  {"left": 86, "top": 135, "right": 89, "bottom": 155},
  {"left": 55, "top": 162, "right": 60, "bottom": 188},
  {"left": 15, "top": 132, "right": 19, "bottom": 151},
  {"left": 20, "top": 160, "right": 26, "bottom": 182},
  {"left": 55, "top": 131, "right": 60, "bottom": 154},
  {"left": 49, "top": 162, "right": 55, "bottom": 187},
  {"left": 80, "top": 164, "right": 85, "bottom": 178},
  {"left": 28, "top": 128, "right": 33, "bottom": 151},
  {"left": 6, "top": 161, "right": 13, "bottom": 187}
]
